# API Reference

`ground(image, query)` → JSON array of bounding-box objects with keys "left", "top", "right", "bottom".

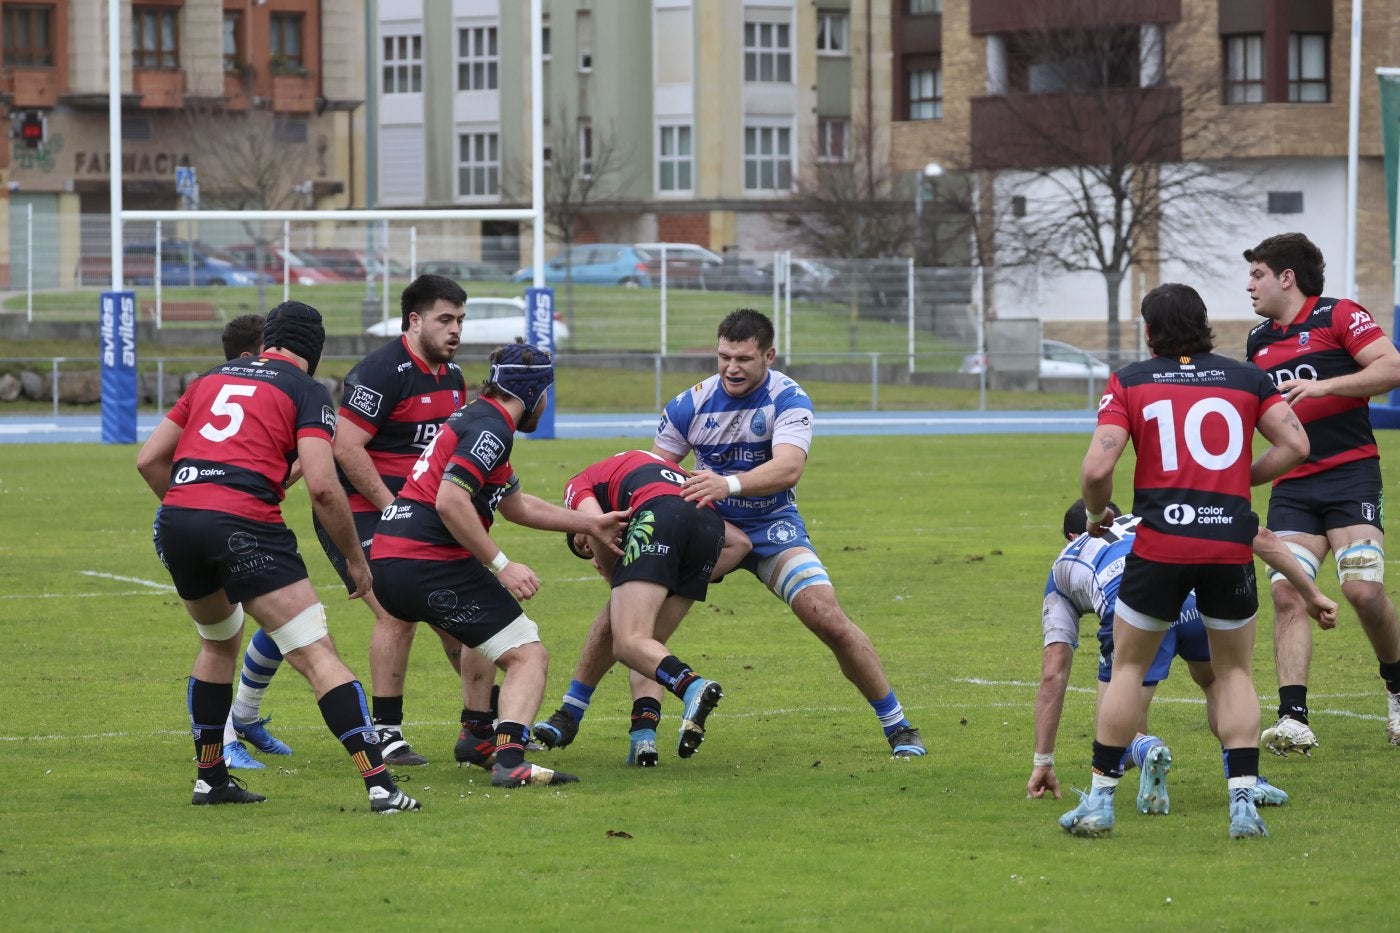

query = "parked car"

[
  {"left": 220, "top": 244, "right": 345, "bottom": 285},
  {"left": 417, "top": 259, "right": 513, "bottom": 281},
  {"left": 122, "top": 241, "right": 265, "bottom": 287},
  {"left": 764, "top": 258, "right": 839, "bottom": 299},
  {"left": 299, "top": 248, "right": 410, "bottom": 280},
  {"left": 511, "top": 244, "right": 652, "bottom": 287},
  {"left": 365, "top": 296, "right": 571, "bottom": 344},
  {"left": 959, "top": 339, "right": 1111, "bottom": 379},
  {"left": 636, "top": 242, "right": 723, "bottom": 288}
]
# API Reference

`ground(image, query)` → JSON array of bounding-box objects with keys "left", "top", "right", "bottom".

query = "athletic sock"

[
  {"left": 630, "top": 697, "right": 662, "bottom": 734},
  {"left": 230, "top": 628, "right": 284, "bottom": 723},
  {"left": 1127, "top": 734, "right": 1163, "bottom": 770},
  {"left": 1277, "top": 685, "right": 1309, "bottom": 724},
  {"left": 372, "top": 694, "right": 405, "bottom": 732},
  {"left": 870, "top": 690, "right": 910, "bottom": 736},
  {"left": 1379, "top": 658, "right": 1400, "bottom": 694},
  {"left": 189, "top": 677, "right": 233, "bottom": 787},
  {"left": 319, "top": 681, "right": 392, "bottom": 793},
  {"left": 1224, "top": 746, "right": 1260, "bottom": 782},
  {"left": 655, "top": 655, "right": 696, "bottom": 698},
  {"left": 1091, "top": 740, "right": 1128, "bottom": 779},
  {"left": 560, "top": 679, "right": 595, "bottom": 726},
  {"left": 495, "top": 721, "right": 529, "bottom": 769},
  {"left": 462, "top": 707, "right": 494, "bottom": 740}
]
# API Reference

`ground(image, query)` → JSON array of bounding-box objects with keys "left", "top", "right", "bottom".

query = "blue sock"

[
  {"left": 870, "top": 691, "right": 909, "bottom": 737},
  {"left": 561, "top": 679, "right": 595, "bottom": 726},
  {"left": 230, "top": 628, "right": 285, "bottom": 723},
  {"left": 1127, "top": 734, "right": 1164, "bottom": 770}
]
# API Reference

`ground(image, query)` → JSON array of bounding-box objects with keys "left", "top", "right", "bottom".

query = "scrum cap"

[
  {"left": 263, "top": 300, "right": 325, "bottom": 376},
  {"left": 488, "top": 343, "right": 554, "bottom": 412}
]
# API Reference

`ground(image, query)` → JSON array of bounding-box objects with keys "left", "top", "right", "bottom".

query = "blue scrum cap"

[{"left": 488, "top": 343, "right": 554, "bottom": 411}]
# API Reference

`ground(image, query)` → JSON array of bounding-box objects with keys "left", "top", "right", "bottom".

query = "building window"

[
  {"left": 907, "top": 67, "right": 942, "bottom": 120},
  {"left": 133, "top": 6, "right": 179, "bottom": 70},
  {"left": 541, "top": 18, "right": 551, "bottom": 60},
  {"left": 658, "top": 124, "right": 692, "bottom": 192},
  {"left": 1011, "top": 195, "right": 1027, "bottom": 218},
  {"left": 744, "top": 124, "right": 793, "bottom": 191},
  {"left": 457, "top": 26, "right": 498, "bottom": 91},
  {"left": 578, "top": 10, "right": 593, "bottom": 72},
  {"left": 1268, "top": 191, "right": 1304, "bottom": 214},
  {"left": 817, "top": 118, "right": 848, "bottom": 162},
  {"left": 744, "top": 21, "right": 791, "bottom": 83},
  {"left": 817, "top": 11, "right": 848, "bottom": 55},
  {"left": 458, "top": 132, "right": 500, "bottom": 196},
  {"left": 579, "top": 120, "right": 593, "bottom": 178},
  {"left": 270, "top": 13, "right": 305, "bottom": 74},
  {"left": 4, "top": 4, "right": 55, "bottom": 67},
  {"left": 223, "top": 12, "right": 242, "bottom": 73},
  {"left": 1288, "top": 33, "right": 1328, "bottom": 102},
  {"left": 907, "top": 0, "right": 941, "bottom": 13},
  {"left": 1224, "top": 34, "right": 1264, "bottom": 103}
]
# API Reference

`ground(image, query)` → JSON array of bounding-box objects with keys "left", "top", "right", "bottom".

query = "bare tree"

[{"left": 970, "top": 6, "right": 1263, "bottom": 360}]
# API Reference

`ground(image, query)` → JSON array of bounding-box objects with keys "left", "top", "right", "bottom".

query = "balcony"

[
  {"left": 223, "top": 68, "right": 254, "bottom": 111},
  {"left": 134, "top": 69, "right": 186, "bottom": 109},
  {"left": 271, "top": 74, "right": 316, "bottom": 113},
  {"left": 970, "top": 0, "right": 1180, "bottom": 34},
  {"left": 970, "top": 85, "right": 1182, "bottom": 170},
  {"left": 1, "top": 68, "right": 61, "bottom": 108}
]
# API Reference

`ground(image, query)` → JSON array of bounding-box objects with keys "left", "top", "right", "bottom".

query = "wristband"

[
  {"left": 1033, "top": 752, "right": 1055, "bottom": 767},
  {"left": 487, "top": 551, "right": 509, "bottom": 574},
  {"left": 1085, "top": 506, "right": 1109, "bottom": 524},
  {"left": 726, "top": 474, "right": 743, "bottom": 496}
]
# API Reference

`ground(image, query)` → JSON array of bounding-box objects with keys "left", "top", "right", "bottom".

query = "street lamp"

[{"left": 914, "top": 161, "right": 944, "bottom": 266}]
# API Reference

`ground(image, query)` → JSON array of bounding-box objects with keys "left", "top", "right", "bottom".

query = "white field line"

[{"left": 78, "top": 570, "right": 176, "bottom": 591}]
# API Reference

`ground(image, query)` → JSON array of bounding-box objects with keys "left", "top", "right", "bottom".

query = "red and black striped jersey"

[
  {"left": 1246, "top": 295, "right": 1385, "bottom": 481},
  {"left": 162, "top": 351, "right": 337, "bottom": 522},
  {"left": 564, "top": 449, "right": 709, "bottom": 514},
  {"left": 1097, "top": 352, "right": 1282, "bottom": 564},
  {"left": 336, "top": 335, "right": 466, "bottom": 512},
  {"left": 370, "top": 397, "right": 519, "bottom": 562}
]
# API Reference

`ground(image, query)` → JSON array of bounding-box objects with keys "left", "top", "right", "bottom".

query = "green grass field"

[{"left": 2, "top": 433, "right": 1395, "bottom": 929}]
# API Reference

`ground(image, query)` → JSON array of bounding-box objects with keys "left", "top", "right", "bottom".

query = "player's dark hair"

[
  {"left": 1242, "top": 232, "right": 1324, "bottom": 297},
  {"left": 717, "top": 308, "right": 774, "bottom": 350},
  {"left": 222, "top": 313, "right": 266, "bottom": 360},
  {"left": 1141, "top": 283, "right": 1215, "bottom": 357},
  {"left": 400, "top": 274, "right": 468, "bottom": 333},
  {"left": 1062, "top": 498, "right": 1122, "bottom": 541}
]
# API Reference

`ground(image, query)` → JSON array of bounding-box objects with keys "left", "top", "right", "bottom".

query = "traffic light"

[{"left": 18, "top": 111, "right": 45, "bottom": 148}]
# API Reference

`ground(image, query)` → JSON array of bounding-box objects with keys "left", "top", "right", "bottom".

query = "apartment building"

[
  {"left": 0, "top": 0, "right": 365, "bottom": 287},
  {"left": 890, "top": 0, "right": 1400, "bottom": 333}
]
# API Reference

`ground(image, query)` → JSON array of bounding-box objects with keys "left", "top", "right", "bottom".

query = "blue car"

[
  {"left": 124, "top": 241, "right": 265, "bottom": 287},
  {"left": 512, "top": 243, "right": 652, "bottom": 287}
]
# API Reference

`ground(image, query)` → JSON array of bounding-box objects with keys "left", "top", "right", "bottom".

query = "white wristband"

[
  {"left": 1033, "top": 752, "right": 1055, "bottom": 767},
  {"left": 486, "top": 551, "right": 509, "bottom": 574},
  {"left": 1085, "top": 506, "right": 1108, "bottom": 524},
  {"left": 726, "top": 474, "right": 742, "bottom": 496}
]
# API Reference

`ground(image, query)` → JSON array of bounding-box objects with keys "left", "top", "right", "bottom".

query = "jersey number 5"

[
  {"left": 1141, "top": 397, "right": 1244, "bottom": 472},
  {"left": 199, "top": 384, "right": 258, "bottom": 443}
]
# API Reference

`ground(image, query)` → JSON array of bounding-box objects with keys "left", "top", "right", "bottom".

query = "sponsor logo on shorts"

[
  {"left": 471, "top": 431, "right": 505, "bottom": 469},
  {"left": 766, "top": 520, "right": 800, "bottom": 545},
  {"left": 428, "top": 589, "right": 459, "bottom": 612},
  {"left": 347, "top": 384, "right": 384, "bottom": 419},
  {"left": 1363, "top": 502, "right": 1376, "bottom": 522},
  {"left": 228, "top": 531, "right": 258, "bottom": 554}
]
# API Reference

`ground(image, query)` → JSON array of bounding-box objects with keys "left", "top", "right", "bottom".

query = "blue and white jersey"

[
  {"left": 654, "top": 369, "right": 814, "bottom": 522},
  {"left": 1041, "top": 514, "right": 1142, "bottom": 649}
]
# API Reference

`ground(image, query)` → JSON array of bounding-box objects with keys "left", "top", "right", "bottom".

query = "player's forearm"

[
  {"left": 1033, "top": 666, "right": 1071, "bottom": 755},
  {"left": 504, "top": 492, "right": 595, "bottom": 535},
  {"left": 1320, "top": 357, "right": 1400, "bottom": 399},
  {"left": 308, "top": 486, "right": 362, "bottom": 561},
  {"left": 336, "top": 445, "right": 393, "bottom": 510}
]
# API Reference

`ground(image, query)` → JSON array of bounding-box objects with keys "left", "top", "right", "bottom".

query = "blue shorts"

[
  {"left": 725, "top": 506, "right": 814, "bottom": 562},
  {"left": 1097, "top": 594, "right": 1211, "bottom": 685}
]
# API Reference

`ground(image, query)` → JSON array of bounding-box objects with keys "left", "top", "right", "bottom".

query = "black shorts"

[
  {"left": 1267, "top": 458, "right": 1384, "bottom": 535},
  {"left": 371, "top": 556, "right": 523, "bottom": 649},
  {"left": 314, "top": 510, "right": 381, "bottom": 595},
  {"left": 611, "top": 497, "right": 724, "bottom": 602},
  {"left": 1117, "top": 552, "right": 1257, "bottom": 625},
  {"left": 157, "top": 506, "right": 309, "bottom": 603}
]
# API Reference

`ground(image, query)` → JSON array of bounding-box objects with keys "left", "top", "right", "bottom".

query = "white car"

[
  {"left": 959, "top": 339, "right": 1110, "bottom": 379},
  {"left": 365, "top": 296, "right": 571, "bottom": 344}
]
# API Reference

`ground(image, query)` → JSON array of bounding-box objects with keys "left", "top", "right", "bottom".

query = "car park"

[
  {"left": 365, "top": 295, "right": 571, "bottom": 344},
  {"left": 959, "top": 339, "right": 1111, "bottom": 379},
  {"left": 118, "top": 241, "right": 265, "bottom": 287},
  {"left": 511, "top": 244, "right": 652, "bottom": 287},
  {"left": 417, "top": 259, "right": 513, "bottom": 281},
  {"left": 220, "top": 244, "right": 345, "bottom": 285}
]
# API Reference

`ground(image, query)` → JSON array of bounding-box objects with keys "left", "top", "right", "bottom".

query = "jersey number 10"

[{"left": 1141, "top": 397, "right": 1244, "bottom": 472}]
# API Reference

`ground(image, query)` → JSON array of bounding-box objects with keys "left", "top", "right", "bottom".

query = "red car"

[{"left": 221, "top": 244, "right": 346, "bottom": 285}]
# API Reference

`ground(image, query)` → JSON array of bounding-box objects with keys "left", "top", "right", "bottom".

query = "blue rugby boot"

[
  {"left": 1136, "top": 744, "right": 1172, "bottom": 815},
  {"left": 1228, "top": 792, "right": 1269, "bottom": 839},
  {"left": 627, "top": 729, "right": 659, "bottom": 767},
  {"left": 1059, "top": 785, "right": 1116, "bottom": 838},
  {"left": 678, "top": 679, "right": 722, "bottom": 758},
  {"left": 233, "top": 716, "right": 293, "bottom": 756},
  {"left": 222, "top": 740, "right": 264, "bottom": 770},
  {"left": 1253, "top": 776, "right": 1289, "bottom": 807}
]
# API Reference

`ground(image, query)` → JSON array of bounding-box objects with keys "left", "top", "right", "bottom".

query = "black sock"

[
  {"left": 630, "top": 697, "right": 662, "bottom": 734},
  {"left": 189, "top": 677, "right": 232, "bottom": 787},
  {"left": 1224, "top": 746, "right": 1260, "bottom": 779},
  {"left": 1091, "top": 740, "right": 1127, "bottom": 778},
  {"left": 489, "top": 683, "right": 500, "bottom": 721},
  {"left": 372, "top": 694, "right": 404, "bottom": 730},
  {"left": 1379, "top": 659, "right": 1400, "bottom": 694},
  {"left": 1278, "top": 685, "right": 1309, "bottom": 724},
  {"left": 655, "top": 655, "right": 696, "bottom": 699},
  {"left": 320, "top": 682, "right": 392, "bottom": 793},
  {"left": 462, "top": 707, "right": 494, "bottom": 739},
  {"left": 495, "top": 721, "right": 528, "bottom": 769}
]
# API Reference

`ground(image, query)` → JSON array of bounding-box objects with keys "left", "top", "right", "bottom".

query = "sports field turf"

[{"left": 1, "top": 432, "right": 1394, "bottom": 929}]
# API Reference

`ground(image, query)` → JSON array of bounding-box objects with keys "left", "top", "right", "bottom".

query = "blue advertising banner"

[
  {"left": 524, "top": 287, "right": 557, "bottom": 439},
  {"left": 100, "top": 291, "right": 138, "bottom": 444}
]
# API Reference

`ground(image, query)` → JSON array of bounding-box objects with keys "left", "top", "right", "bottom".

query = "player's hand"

[
  {"left": 1278, "top": 377, "right": 1328, "bottom": 406},
  {"left": 346, "top": 557, "right": 373, "bottom": 601},
  {"left": 589, "top": 509, "right": 632, "bottom": 556},
  {"left": 681, "top": 470, "right": 732, "bottom": 507},
  {"left": 1307, "top": 592, "right": 1339, "bottom": 630},
  {"left": 1085, "top": 506, "right": 1117, "bottom": 537},
  {"left": 1027, "top": 765, "right": 1061, "bottom": 800},
  {"left": 496, "top": 561, "right": 540, "bottom": 601}
]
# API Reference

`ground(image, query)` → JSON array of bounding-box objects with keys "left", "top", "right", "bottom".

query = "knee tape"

[
  {"left": 1336, "top": 539, "right": 1385, "bottom": 584},
  {"left": 195, "top": 604, "right": 245, "bottom": 642},
  {"left": 475, "top": 613, "right": 541, "bottom": 662},
  {"left": 268, "top": 603, "right": 329, "bottom": 653},
  {"left": 757, "top": 549, "right": 832, "bottom": 606},
  {"left": 1267, "top": 541, "right": 1321, "bottom": 586}
]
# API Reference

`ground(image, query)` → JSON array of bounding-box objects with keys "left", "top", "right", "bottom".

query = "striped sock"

[
  {"left": 561, "top": 680, "right": 595, "bottom": 726},
  {"left": 230, "top": 628, "right": 284, "bottom": 723},
  {"left": 1127, "top": 734, "right": 1163, "bottom": 770},
  {"left": 318, "top": 681, "right": 392, "bottom": 793},
  {"left": 189, "top": 677, "right": 232, "bottom": 787},
  {"left": 870, "top": 690, "right": 909, "bottom": 736}
]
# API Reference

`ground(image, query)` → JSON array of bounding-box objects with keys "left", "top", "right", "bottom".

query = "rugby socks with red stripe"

[
  {"left": 655, "top": 656, "right": 697, "bottom": 698},
  {"left": 1091, "top": 740, "right": 1128, "bottom": 779},
  {"left": 319, "top": 681, "right": 394, "bottom": 793},
  {"left": 630, "top": 697, "right": 662, "bottom": 735},
  {"left": 189, "top": 677, "right": 233, "bottom": 787},
  {"left": 495, "top": 721, "right": 529, "bottom": 769}
]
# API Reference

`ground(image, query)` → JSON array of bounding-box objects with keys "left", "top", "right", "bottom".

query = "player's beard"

[{"left": 517, "top": 398, "right": 547, "bottom": 433}]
